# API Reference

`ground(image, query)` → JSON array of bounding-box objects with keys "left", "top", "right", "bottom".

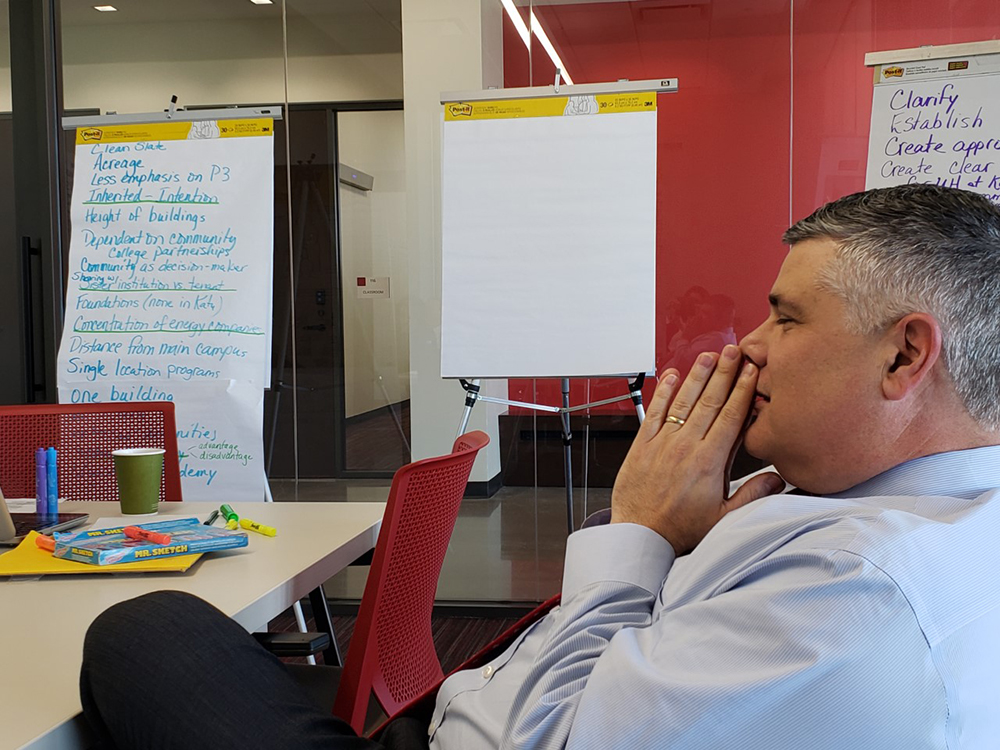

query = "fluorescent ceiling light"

[
  {"left": 93, "top": 5, "right": 117, "bottom": 10},
  {"left": 250, "top": 0, "right": 274, "bottom": 4},
  {"left": 500, "top": 1, "right": 574, "bottom": 85},
  {"left": 500, "top": 0, "right": 529, "bottom": 47}
]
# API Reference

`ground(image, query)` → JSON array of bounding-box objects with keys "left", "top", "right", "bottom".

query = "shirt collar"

[{"left": 828, "top": 444, "right": 1000, "bottom": 500}]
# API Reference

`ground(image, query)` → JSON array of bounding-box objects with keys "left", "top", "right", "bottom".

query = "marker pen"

[
  {"left": 35, "top": 448, "right": 47, "bottom": 515},
  {"left": 46, "top": 447, "right": 58, "bottom": 515},
  {"left": 123, "top": 526, "right": 172, "bottom": 545},
  {"left": 239, "top": 518, "right": 277, "bottom": 537},
  {"left": 220, "top": 504, "right": 238, "bottom": 524},
  {"left": 35, "top": 534, "right": 55, "bottom": 553}
]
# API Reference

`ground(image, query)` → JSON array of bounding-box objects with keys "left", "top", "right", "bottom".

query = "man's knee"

[{"left": 85, "top": 590, "right": 223, "bottom": 659}]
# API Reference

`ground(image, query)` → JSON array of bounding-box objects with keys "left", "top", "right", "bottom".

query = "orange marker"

[
  {"left": 123, "top": 526, "right": 171, "bottom": 545},
  {"left": 35, "top": 534, "right": 55, "bottom": 552}
]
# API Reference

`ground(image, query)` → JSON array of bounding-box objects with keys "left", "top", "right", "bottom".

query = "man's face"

[{"left": 740, "top": 238, "right": 890, "bottom": 493}]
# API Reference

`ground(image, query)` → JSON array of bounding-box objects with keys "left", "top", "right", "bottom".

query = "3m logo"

[
  {"left": 948, "top": 60, "right": 970, "bottom": 71},
  {"left": 448, "top": 103, "right": 473, "bottom": 117},
  {"left": 883, "top": 66, "right": 904, "bottom": 78},
  {"left": 81, "top": 128, "right": 103, "bottom": 141}
]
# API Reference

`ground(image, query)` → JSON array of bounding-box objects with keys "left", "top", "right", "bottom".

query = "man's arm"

[
  {"left": 498, "top": 522, "right": 675, "bottom": 748},
  {"left": 500, "top": 544, "right": 944, "bottom": 750}
]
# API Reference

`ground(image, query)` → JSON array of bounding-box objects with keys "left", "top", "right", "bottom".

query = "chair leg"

[
  {"left": 292, "top": 601, "right": 317, "bottom": 666},
  {"left": 308, "top": 584, "right": 343, "bottom": 667}
]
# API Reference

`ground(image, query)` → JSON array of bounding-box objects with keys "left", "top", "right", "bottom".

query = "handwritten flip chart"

[
  {"left": 57, "top": 118, "right": 274, "bottom": 501},
  {"left": 866, "top": 50, "right": 1000, "bottom": 202}
]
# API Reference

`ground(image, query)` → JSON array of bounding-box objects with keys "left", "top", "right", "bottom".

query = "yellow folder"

[{"left": 0, "top": 531, "right": 201, "bottom": 576}]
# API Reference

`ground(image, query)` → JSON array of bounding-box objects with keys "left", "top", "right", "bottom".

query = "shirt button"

[{"left": 481, "top": 665, "right": 494, "bottom": 679}]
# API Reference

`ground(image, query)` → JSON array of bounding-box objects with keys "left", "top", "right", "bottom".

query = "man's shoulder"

[
  {"left": 712, "top": 484, "right": 1000, "bottom": 644},
  {"left": 726, "top": 482, "right": 1000, "bottom": 557}
]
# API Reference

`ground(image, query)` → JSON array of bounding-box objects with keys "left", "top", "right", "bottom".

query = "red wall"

[{"left": 504, "top": 0, "right": 1000, "bottom": 414}]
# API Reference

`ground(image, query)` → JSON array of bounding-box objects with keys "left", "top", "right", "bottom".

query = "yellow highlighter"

[{"left": 240, "top": 518, "right": 277, "bottom": 537}]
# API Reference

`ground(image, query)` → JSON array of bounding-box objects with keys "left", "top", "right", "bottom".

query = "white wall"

[
  {"left": 0, "top": 17, "right": 403, "bottom": 112},
  {"left": 338, "top": 110, "right": 410, "bottom": 418},
  {"left": 401, "top": 0, "right": 505, "bottom": 481},
  {"left": 60, "top": 54, "right": 402, "bottom": 113}
]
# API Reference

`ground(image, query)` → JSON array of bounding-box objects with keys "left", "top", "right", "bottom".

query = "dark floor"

[
  {"left": 269, "top": 479, "right": 611, "bottom": 603},
  {"left": 345, "top": 402, "right": 411, "bottom": 473}
]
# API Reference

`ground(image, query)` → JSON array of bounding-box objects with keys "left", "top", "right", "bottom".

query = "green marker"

[{"left": 220, "top": 504, "right": 239, "bottom": 524}]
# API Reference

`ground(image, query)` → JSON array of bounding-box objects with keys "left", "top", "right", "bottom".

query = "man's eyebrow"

[{"left": 768, "top": 294, "right": 806, "bottom": 317}]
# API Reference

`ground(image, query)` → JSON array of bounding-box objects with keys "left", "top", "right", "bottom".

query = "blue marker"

[
  {"left": 46, "top": 447, "right": 58, "bottom": 515},
  {"left": 35, "top": 448, "right": 47, "bottom": 515}
]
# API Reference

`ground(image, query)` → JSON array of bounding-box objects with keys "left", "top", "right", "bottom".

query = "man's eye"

[{"left": 775, "top": 317, "right": 794, "bottom": 325}]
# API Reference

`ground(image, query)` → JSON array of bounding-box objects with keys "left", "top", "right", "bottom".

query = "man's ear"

[{"left": 882, "top": 313, "right": 943, "bottom": 401}]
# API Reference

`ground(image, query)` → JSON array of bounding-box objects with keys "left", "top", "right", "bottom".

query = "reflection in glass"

[{"left": 338, "top": 109, "right": 410, "bottom": 473}]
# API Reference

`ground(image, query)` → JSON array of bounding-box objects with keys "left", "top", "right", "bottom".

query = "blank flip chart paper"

[{"left": 441, "top": 93, "right": 657, "bottom": 378}]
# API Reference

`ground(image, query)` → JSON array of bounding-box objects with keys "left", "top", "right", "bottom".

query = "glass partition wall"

[
  {"left": 0, "top": 1, "right": 19, "bottom": 404},
  {"left": 14, "top": 0, "right": 998, "bottom": 605},
  {"left": 393, "top": 0, "right": 1000, "bottom": 604}
]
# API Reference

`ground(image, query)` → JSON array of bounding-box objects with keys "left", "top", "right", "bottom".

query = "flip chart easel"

[
  {"left": 441, "top": 77, "right": 676, "bottom": 533},
  {"left": 456, "top": 374, "right": 647, "bottom": 535}
]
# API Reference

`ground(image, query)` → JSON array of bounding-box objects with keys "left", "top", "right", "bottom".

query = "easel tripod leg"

[
  {"left": 562, "top": 378, "right": 574, "bottom": 534},
  {"left": 456, "top": 379, "right": 481, "bottom": 439}
]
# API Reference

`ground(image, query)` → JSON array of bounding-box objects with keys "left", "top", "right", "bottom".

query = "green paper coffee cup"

[{"left": 112, "top": 448, "right": 165, "bottom": 516}]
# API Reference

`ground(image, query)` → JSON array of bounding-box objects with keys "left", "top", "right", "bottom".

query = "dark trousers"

[{"left": 80, "top": 590, "right": 429, "bottom": 750}]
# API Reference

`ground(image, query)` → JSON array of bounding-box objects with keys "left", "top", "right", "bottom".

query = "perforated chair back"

[
  {"left": 333, "top": 430, "right": 490, "bottom": 733},
  {"left": 0, "top": 402, "right": 182, "bottom": 502}
]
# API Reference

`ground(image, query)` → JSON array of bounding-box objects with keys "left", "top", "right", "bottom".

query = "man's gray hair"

[{"left": 783, "top": 183, "right": 1000, "bottom": 430}]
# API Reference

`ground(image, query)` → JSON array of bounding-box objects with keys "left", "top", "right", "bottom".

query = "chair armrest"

[
  {"left": 253, "top": 631, "right": 331, "bottom": 657},
  {"left": 581, "top": 508, "right": 612, "bottom": 528}
]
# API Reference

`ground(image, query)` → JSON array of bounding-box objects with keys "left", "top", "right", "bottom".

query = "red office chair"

[
  {"left": 370, "top": 594, "right": 562, "bottom": 739},
  {"left": 0, "top": 402, "right": 182, "bottom": 502},
  {"left": 286, "top": 430, "right": 490, "bottom": 734},
  {"left": 364, "top": 511, "right": 611, "bottom": 737}
]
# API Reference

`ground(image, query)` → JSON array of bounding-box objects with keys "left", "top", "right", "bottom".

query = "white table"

[{"left": 0, "top": 501, "right": 385, "bottom": 750}]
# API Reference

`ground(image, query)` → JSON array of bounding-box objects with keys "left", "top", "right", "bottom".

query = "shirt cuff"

[{"left": 562, "top": 523, "right": 676, "bottom": 600}]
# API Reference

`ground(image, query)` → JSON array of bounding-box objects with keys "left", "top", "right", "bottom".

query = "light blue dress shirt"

[{"left": 429, "top": 444, "right": 1000, "bottom": 750}]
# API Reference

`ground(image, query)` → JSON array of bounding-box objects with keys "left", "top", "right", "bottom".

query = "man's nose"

[{"left": 740, "top": 321, "right": 768, "bottom": 368}]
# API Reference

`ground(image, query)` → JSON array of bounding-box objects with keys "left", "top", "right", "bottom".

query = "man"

[{"left": 81, "top": 183, "right": 1000, "bottom": 749}]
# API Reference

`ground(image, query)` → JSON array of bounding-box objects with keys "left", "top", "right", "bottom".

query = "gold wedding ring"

[{"left": 665, "top": 415, "right": 686, "bottom": 426}]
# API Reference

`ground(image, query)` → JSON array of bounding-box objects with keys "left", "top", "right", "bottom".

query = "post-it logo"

[
  {"left": 883, "top": 66, "right": 904, "bottom": 79},
  {"left": 81, "top": 128, "right": 103, "bottom": 141},
  {"left": 448, "top": 103, "right": 473, "bottom": 118}
]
